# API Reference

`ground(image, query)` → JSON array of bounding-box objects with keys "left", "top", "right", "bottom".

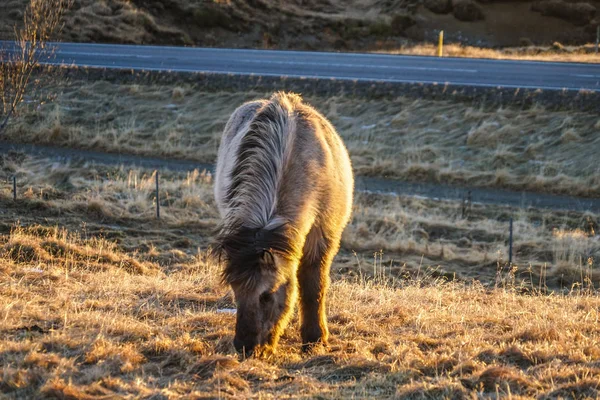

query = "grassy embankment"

[{"left": 6, "top": 79, "right": 600, "bottom": 197}]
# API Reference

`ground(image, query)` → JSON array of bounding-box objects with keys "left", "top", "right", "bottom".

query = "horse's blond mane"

[
  {"left": 224, "top": 92, "right": 300, "bottom": 230},
  {"left": 216, "top": 93, "right": 304, "bottom": 287}
]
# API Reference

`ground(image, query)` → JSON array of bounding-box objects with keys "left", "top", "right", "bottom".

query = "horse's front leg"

[
  {"left": 261, "top": 279, "right": 298, "bottom": 356},
  {"left": 297, "top": 227, "right": 339, "bottom": 352}
]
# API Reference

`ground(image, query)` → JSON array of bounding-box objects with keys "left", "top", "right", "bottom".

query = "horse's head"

[
  {"left": 230, "top": 252, "right": 296, "bottom": 356},
  {"left": 215, "top": 223, "right": 299, "bottom": 356}
]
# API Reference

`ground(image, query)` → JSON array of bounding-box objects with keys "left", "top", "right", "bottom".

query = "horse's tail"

[{"left": 225, "top": 92, "right": 300, "bottom": 229}]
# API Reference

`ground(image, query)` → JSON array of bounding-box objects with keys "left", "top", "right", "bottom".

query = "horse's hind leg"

[{"left": 297, "top": 226, "right": 340, "bottom": 352}]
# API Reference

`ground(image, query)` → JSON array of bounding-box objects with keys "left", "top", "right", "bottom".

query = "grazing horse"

[{"left": 214, "top": 92, "right": 353, "bottom": 355}]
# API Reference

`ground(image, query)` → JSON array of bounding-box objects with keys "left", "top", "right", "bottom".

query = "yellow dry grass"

[
  {"left": 0, "top": 154, "right": 599, "bottom": 398},
  {"left": 7, "top": 80, "right": 600, "bottom": 197},
  {"left": 385, "top": 43, "right": 600, "bottom": 64},
  {"left": 1, "top": 222, "right": 600, "bottom": 398}
]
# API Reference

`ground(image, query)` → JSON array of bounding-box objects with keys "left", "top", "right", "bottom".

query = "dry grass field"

[
  {"left": 2, "top": 1, "right": 600, "bottom": 398},
  {"left": 1, "top": 154, "right": 600, "bottom": 398},
  {"left": 6, "top": 79, "right": 600, "bottom": 197}
]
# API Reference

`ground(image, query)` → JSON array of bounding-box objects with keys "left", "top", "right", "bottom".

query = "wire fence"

[
  {"left": 8, "top": 171, "right": 519, "bottom": 268},
  {"left": 9, "top": 169, "right": 165, "bottom": 219}
]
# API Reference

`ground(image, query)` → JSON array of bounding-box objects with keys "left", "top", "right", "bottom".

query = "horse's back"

[
  {"left": 215, "top": 92, "right": 353, "bottom": 235},
  {"left": 278, "top": 98, "right": 353, "bottom": 231}
]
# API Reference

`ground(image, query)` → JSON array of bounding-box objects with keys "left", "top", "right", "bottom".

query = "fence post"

[
  {"left": 596, "top": 25, "right": 599, "bottom": 55},
  {"left": 467, "top": 190, "right": 471, "bottom": 217},
  {"left": 155, "top": 170, "right": 160, "bottom": 219},
  {"left": 13, "top": 176, "right": 16, "bottom": 201},
  {"left": 438, "top": 30, "right": 444, "bottom": 57},
  {"left": 508, "top": 217, "right": 513, "bottom": 266},
  {"left": 461, "top": 190, "right": 472, "bottom": 218}
]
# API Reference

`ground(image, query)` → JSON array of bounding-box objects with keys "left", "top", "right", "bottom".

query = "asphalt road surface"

[{"left": 2, "top": 41, "right": 599, "bottom": 91}]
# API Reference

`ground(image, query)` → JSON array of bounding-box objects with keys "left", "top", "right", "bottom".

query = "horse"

[{"left": 214, "top": 92, "right": 353, "bottom": 356}]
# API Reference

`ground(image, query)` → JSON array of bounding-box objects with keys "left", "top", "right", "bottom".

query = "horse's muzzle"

[{"left": 233, "top": 337, "right": 256, "bottom": 356}]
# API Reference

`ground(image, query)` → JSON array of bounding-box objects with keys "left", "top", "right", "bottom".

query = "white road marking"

[
  {"left": 48, "top": 50, "right": 478, "bottom": 73},
  {"left": 571, "top": 74, "right": 600, "bottom": 79},
  {"left": 47, "top": 51, "right": 154, "bottom": 59},
  {"left": 230, "top": 58, "right": 478, "bottom": 73}
]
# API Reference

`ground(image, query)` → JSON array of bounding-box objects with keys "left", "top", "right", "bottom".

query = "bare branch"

[{"left": 0, "top": 0, "right": 73, "bottom": 134}]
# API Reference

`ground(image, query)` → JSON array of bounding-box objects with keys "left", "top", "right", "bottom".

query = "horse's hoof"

[{"left": 301, "top": 341, "right": 328, "bottom": 354}]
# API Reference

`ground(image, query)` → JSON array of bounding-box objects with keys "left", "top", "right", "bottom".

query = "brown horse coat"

[{"left": 214, "top": 92, "right": 353, "bottom": 354}]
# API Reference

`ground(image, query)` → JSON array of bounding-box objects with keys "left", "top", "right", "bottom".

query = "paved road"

[
  {"left": 3, "top": 141, "right": 600, "bottom": 213},
  {"left": 1, "top": 41, "right": 599, "bottom": 91}
]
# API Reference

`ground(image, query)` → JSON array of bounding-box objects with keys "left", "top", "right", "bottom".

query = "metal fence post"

[
  {"left": 155, "top": 170, "right": 160, "bottom": 219},
  {"left": 509, "top": 217, "right": 513, "bottom": 266},
  {"left": 12, "top": 176, "right": 16, "bottom": 201},
  {"left": 596, "top": 25, "right": 599, "bottom": 55}
]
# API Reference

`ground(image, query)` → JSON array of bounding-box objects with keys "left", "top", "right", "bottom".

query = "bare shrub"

[
  {"left": 171, "top": 86, "right": 185, "bottom": 100},
  {"left": 0, "top": 0, "right": 73, "bottom": 133}
]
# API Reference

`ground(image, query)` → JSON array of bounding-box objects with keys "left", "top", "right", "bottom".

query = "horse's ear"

[{"left": 259, "top": 250, "right": 277, "bottom": 271}]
